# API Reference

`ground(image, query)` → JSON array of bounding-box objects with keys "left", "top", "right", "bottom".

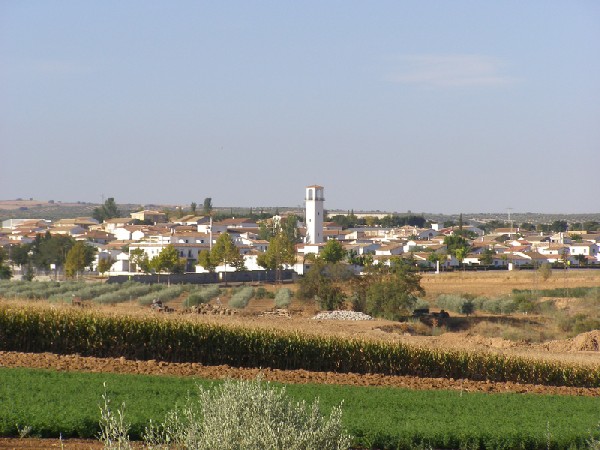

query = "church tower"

[{"left": 305, "top": 185, "right": 324, "bottom": 244}]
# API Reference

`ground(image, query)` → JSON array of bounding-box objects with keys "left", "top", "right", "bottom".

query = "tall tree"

[
  {"left": 151, "top": 245, "right": 185, "bottom": 274},
  {"left": 257, "top": 233, "right": 296, "bottom": 282},
  {"left": 197, "top": 250, "right": 216, "bottom": 272},
  {"left": 203, "top": 197, "right": 213, "bottom": 215},
  {"left": 280, "top": 214, "right": 301, "bottom": 244},
  {"left": 97, "top": 256, "right": 115, "bottom": 277},
  {"left": 190, "top": 202, "right": 197, "bottom": 214},
  {"left": 65, "top": 242, "right": 95, "bottom": 278},
  {"left": 443, "top": 235, "right": 470, "bottom": 259},
  {"left": 211, "top": 232, "right": 243, "bottom": 283},
  {"left": 129, "top": 248, "right": 150, "bottom": 273},
  {"left": 0, "top": 247, "right": 12, "bottom": 280},
  {"left": 93, "top": 197, "right": 121, "bottom": 222},
  {"left": 363, "top": 258, "right": 425, "bottom": 320}
]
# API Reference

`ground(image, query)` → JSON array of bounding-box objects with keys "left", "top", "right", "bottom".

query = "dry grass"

[{"left": 421, "top": 269, "right": 600, "bottom": 297}]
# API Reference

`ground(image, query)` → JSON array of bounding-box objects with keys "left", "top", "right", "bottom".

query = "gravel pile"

[{"left": 312, "top": 310, "right": 373, "bottom": 321}]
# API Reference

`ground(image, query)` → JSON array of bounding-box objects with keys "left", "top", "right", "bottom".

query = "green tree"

[
  {"left": 197, "top": 250, "right": 216, "bottom": 272},
  {"left": 257, "top": 233, "right": 296, "bottom": 283},
  {"left": 480, "top": 248, "right": 495, "bottom": 266},
  {"left": 455, "top": 247, "right": 468, "bottom": 269},
  {"left": 211, "top": 232, "right": 243, "bottom": 284},
  {"left": 280, "top": 214, "right": 301, "bottom": 244},
  {"left": 92, "top": 197, "right": 121, "bottom": 222},
  {"left": 31, "top": 233, "right": 76, "bottom": 272},
  {"left": 297, "top": 259, "right": 346, "bottom": 310},
  {"left": 65, "top": 242, "right": 95, "bottom": 278},
  {"left": 129, "top": 248, "right": 150, "bottom": 273},
  {"left": 97, "top": 256, "right": 115, "bottom": 277},
  {"left": 152, "top": 245, "right": 185, "bottom": 274},
  {"left": 190, "top": 202, "right": 197, "bottom": 214},
  {"left": 203, "top": 197, "right": 213, "bottom": 215},
  {"left": 0, "top": 247, "right": 12, "bottom": 280},
  {"left": 320, "top": 240, "right": 345, "bottom": 264},
  {"left": 550, "top": 220, "right": 568, "bottom": 233},
  {"left": 461, "top": 299, "right": 475, "bottom": 316},
  {"left": 363, "top": 258, "right": 425, "bottom": 320},
  {"left": 443, "top": 235, "right": 471, "bottom": 259}
]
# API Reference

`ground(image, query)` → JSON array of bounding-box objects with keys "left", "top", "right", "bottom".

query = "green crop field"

[{"left": 0, "top": 367, "right": 598, "bottom": 449}]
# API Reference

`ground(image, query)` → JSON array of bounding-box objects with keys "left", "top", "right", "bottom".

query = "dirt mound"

[
  {"left": 540, "top": 331, "right": 600, "bottom": 352},
  {"left": 571, "top": 330, "right": 600, "bottom": 351}
]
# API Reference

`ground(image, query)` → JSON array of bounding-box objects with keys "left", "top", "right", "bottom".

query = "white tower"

[{"left": 305, "top": 185, "right": 324, "bottom": 244}]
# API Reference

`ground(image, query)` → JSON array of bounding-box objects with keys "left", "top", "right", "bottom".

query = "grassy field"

[{"left": 1, "top": 367, "right": 598, "bottom": 449}]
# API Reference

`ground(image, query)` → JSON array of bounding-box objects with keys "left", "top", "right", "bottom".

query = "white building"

[{"left": 305, "top": 185, "right": 324, "bottom": 244}]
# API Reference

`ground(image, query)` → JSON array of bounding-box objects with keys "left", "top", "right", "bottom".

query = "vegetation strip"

[
  {"left": 0, "top": 307, "right": 598, "bottom": 388},
  {"left": 1, "top": 367, "right": 598, "bottom": 449}
]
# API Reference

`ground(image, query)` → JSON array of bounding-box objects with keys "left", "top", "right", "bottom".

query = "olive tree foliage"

[{"left": 100, "top": 378, "right": 352, "bottom": 450}]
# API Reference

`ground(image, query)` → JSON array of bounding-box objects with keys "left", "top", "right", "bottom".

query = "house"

[
  {"left": 77, "top": 230, "right": 116, "bottom": 245},
  {"left": 375, "top": 244, "right": 404, "bottom": 256},
  {"left": 53, "top": 217, "right": 99, "bottom": 230},
  {"left": 197, "top": 218, "right": 259, "bottom": 234},
  {"left": 48, "top": 225, "right": 86, "bottom": 236},
  {"left": 130, "top": 210, "right": 167, "bottom": 224},
  {"left": 102, "top": 218, "right": 135, "bottom": 233},
  {"left": 569, "top": 242, "right": 598, "bottom": 258}
]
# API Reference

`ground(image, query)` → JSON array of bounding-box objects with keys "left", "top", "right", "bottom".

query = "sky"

[{"left": 1, "top": 1, "right": 599, "bottom": 214}]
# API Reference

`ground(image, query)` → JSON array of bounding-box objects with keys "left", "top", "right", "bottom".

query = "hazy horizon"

[{"left": 2, "top": 2, "right": 599, "bottom": 214}]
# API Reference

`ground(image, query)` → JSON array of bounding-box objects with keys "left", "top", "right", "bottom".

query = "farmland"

[{"left": 0, "top": 270, "right": 599, "bottom": 448}]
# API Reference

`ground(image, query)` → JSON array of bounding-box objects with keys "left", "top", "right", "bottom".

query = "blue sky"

[{"left": 1, "top": 1, "right": 599, "bottom": 214}]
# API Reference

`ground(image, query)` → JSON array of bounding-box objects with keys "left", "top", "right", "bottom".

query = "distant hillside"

[{"left": 0, "top": 200, "right": 137, "bottom": 223}]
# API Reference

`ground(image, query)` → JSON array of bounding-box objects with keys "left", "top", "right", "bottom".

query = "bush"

[
  {"left": 228, "top": 286, "right": 254, "bottom": 309},
  {"left": 274, "top": 288, "right": 292, "bottom": 308},
  {"left": 100, "top": 378, "right": 352, "bottom": 450},
  {"left": 184, "top": 285, "right": 222, "bottom": 307},
  {"left": 137, "top": 285, "right": 185, "bottom": 305},
  {"left": 436, "top": 294, "right": 471, "bottom": 314}
]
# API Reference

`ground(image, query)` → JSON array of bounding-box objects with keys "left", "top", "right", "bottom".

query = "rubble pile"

[
  {"left": 312, "top": 311, "right": 373, "bottom": 321},
  {"left": 185, "top": 303, "right": 236, "bottom": 316}
]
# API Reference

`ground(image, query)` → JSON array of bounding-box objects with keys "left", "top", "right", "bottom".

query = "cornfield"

[{"left": 0, "top": 306, "right": 598, "bottom": 388}]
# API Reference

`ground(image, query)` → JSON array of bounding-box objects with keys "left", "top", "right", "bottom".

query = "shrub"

[
  {"left": 141, "top": 378, "right": 352, "bottom": 450},
  {"left": 184, "top": 285, "right": 221, "bottom": 308},
  {"left": 274, "top": 288, "right": 292, "bottom": 308},
  {"left": 138, "top": 285, "right": 185, "bottom": 306},
  {"left": 228, "top": 286, "right": 254, "bottom": 309},
  {"left": 538, "top": 263, "right": 552, "bottom": 281},
  {"left": 436, "top": 294, "right": 471, "bottom": 314}
]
